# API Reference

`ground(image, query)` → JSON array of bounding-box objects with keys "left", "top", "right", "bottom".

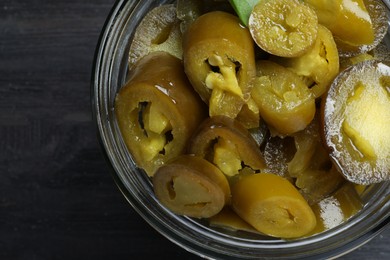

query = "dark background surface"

[{"left": 0, "top": 0, "right": 388, "bottom": 259}]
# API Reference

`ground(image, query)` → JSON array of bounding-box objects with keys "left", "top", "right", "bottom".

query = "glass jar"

[{"left": 91, "top": 0, "right": 390, "bottom": 258}]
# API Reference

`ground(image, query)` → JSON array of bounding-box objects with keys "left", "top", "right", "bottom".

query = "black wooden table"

[{"left": 0, "top": 0, "right": 388, "bottom": 259}]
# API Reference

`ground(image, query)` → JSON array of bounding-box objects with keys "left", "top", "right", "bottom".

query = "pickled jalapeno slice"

[
  {"left": 188, "top": 116, "right": 266, "bottom": 177},
  {"left": 231, "top": 173, "right": 317, "bottom": 238},
  {"left": 304, "top": 0, "right": 374, "bottom": 46},
  {"left": 183, "top": 11, "right": 256, "bottom": 119},
  {"left": 304, "top": 0, "right": 388, "bottom": 56},
  {"left": 153, "top": 155, "right": 231, "bottom": 218},
  {"left": 252, "top": 60, "right": 316, "bottom": 136},
  {"left": 115, "top": 52, "right": 207, "bottom": 176},
  {"left": 322, "top": 60, "right": 390, "bottom": 184},
  {"left": 128, "top": 5, "right": 183, "bottom": 69},
  {"left": 249, "top": 0, "right": 318, "bottom": 57}
]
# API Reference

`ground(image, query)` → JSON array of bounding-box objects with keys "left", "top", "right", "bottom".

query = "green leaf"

[{"left": 229, "top": 0, "right": 261, "bottom": 27}]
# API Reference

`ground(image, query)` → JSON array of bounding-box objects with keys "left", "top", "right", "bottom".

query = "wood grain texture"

[{"left": 0, "top": 0, "right": 388, "bottom": 259}]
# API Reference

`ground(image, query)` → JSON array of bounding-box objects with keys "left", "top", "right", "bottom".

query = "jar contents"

[{"left": 115, "top": 0, "right": 390, "bottom": 239}]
